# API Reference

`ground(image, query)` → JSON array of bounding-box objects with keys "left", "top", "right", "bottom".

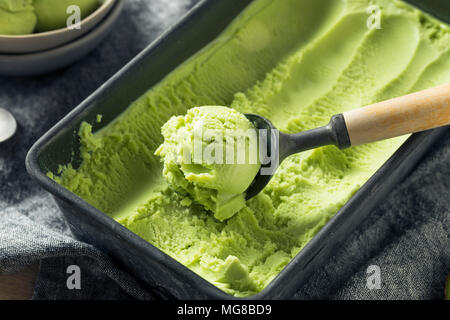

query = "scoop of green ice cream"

[
  {"left": 0, "top": 0, "right": 36, "bottom": 35},
  {"left": 33, "top": 0, "right": 100, "bottom": 32},
  {"left": 156, "top": 106, "right": 261, "bottom": 221}
]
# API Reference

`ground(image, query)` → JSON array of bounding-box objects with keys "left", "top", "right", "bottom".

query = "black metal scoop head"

[
  {"left": 244, "top": 113, "right": 351, "bottom": 200},
  {"left": 244, "top": 114, "right": 278, "bottom": 200}
]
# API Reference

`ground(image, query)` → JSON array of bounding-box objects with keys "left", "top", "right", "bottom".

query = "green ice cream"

[
  {"left": 0, "top": 0, "right": 36, "bottom": 35},
  {"left": 155, "top": 106, "right": 260, "bottom": 221},
  {"left": 0, "top": 0, "right": 100, "bottom": 35},
  {"left": 33, "top": 0, "right": 100, "bottom": 32},
  {"left": 51, "top": 0, "right": 450, "bottom": 297}
]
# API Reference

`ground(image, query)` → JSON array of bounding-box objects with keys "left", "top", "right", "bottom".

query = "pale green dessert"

[
  {"left": 0, "top": 0, "right": 36, "bottom": 35},
  {"left": 155, "top": 106, "right": 260, "bottom": 221},
  {"left": 34, "top": 0, "right": 100, "bottom": 32},
  {"left": 0, "top": 0, "right": 100, "bottom": 35},
  {"left": 51, "top": 0, "right": 450, "bottom": 297}
]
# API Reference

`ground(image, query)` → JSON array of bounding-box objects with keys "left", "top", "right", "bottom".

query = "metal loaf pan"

[{"left": 26, "top": 0, "right": 449, "bottom": 299}]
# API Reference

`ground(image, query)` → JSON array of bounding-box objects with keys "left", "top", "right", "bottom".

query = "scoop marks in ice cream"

[
  {"left": 51, "top": 0, "right": 450, "bottom": 296},
  {"left": 155, "top": 106, "right": 260, "bottom": 221}
]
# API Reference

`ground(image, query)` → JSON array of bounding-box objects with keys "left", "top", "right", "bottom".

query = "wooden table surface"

[{"left": 0, "top": 263, "right": 39, "bottom": 300}]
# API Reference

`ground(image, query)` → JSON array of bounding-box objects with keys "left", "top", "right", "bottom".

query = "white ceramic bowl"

[
  {"left": 0, "top": 0, "right": 123, "bottom": 76},
  {"left": 0, "top": 0, "right": 116, "bottom": 54},
  {"left": 0, "top": 108, "right": 17, "bottom": 142}
]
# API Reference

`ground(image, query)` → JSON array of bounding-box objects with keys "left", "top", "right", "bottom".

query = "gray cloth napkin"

[{"left": 0, "top": 0, "right": 449, "bottom": 300}]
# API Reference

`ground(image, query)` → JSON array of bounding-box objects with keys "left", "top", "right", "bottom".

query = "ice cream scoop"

[
  {"left": 0, "top": 108, "right": 17, "bottom": 143},
  {"left": 156, "top": 106, "right": 261, "bottom": 221},
  {"left": 245, "top": 83, "right": 450, "bottom": 200}
]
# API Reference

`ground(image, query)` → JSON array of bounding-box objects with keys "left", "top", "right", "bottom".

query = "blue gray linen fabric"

[{"left": 0, "top": 0, "right": 448, "bottom": 300}]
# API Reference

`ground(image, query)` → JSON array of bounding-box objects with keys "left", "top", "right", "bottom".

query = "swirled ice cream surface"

[{"left": 51, "top": 0, "right": 450, "bottom": 297}]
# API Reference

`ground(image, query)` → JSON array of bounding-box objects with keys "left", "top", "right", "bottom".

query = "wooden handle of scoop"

[{"left": 342, "top": 83, "right": 450, "bottom": 146}]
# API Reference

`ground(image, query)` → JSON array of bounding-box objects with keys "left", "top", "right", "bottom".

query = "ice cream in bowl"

[{"left": 0, "top": 0, "right": 116, "bottom": 53}]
